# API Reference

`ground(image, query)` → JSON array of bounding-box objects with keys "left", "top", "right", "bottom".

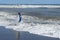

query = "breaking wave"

[{"left": 0, "top": 10, "right": 60, "bottom": 38}]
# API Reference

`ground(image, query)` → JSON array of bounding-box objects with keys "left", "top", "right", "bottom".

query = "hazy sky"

[{"left": 0, "top": 0, "right": 60, "bottom": 4}]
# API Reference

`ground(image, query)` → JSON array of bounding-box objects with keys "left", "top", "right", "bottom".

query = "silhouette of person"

[{"left": 18, "top": 12, "right": 22, "bottom": 22}]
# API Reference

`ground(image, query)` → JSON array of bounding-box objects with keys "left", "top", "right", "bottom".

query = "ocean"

[{"left": 0, "top": 5, "right": 60, "bottom": 39}]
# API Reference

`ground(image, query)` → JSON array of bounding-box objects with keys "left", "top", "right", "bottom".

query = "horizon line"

[{"left": 0, "top": 4, "right": 60, "bottom": 5}]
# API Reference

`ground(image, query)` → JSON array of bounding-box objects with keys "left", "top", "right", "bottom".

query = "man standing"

[{"left": 18, "top": 12, "right": 22, "bottom": 22}]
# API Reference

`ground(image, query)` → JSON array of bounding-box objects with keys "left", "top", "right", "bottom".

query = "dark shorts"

[{"left": 19, "top": 17, "right": 22, "bottom": 22}]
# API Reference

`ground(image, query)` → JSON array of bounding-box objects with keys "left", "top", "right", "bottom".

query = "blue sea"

[{"left": 0, "top": 5, "right": 60, "bottom": 40}]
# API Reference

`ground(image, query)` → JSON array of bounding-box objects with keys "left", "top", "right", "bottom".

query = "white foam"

[
  {"left": 0, "top": 12, "right": 60, "bottom": 38},
  {"left": 0, "top": 5, "right": 60, "bottom": 8}
]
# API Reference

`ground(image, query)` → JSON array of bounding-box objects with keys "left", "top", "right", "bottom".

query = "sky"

[{"left": 0, "top": 0, "right": 60, "bottom": 4}]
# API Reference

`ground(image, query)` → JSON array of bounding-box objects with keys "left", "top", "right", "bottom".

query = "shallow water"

[{"left": 0, "top": 8, "right": 60, "bottom": 39}]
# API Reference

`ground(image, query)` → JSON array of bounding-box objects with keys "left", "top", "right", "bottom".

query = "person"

[{"left": 18, "top": 12, "right": 22, "bottom": 22}]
